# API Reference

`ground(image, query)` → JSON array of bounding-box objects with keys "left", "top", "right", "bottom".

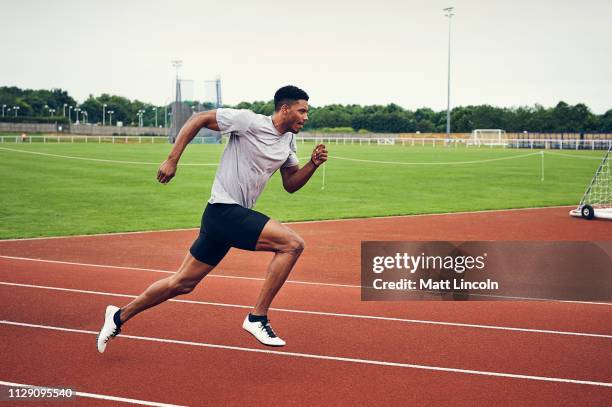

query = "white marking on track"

[
  {"left": 0, "top": 254, "right": 609, "bottom": 305},
  {"left": 1, "top": 281, "right": 610, "bottom": 339},
  {"left": 0, "top": 379, "right": 185, "bottom": 406},
  {"left": 1, "top": 320, "right": 611, "bottom": 388}
]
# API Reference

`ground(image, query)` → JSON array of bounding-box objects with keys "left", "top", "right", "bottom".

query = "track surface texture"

[{"left": 1, "top": 207, "right": 611, "bottom": 406}]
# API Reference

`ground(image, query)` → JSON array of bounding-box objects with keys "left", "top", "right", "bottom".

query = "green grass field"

[{"left": 0, "top": 141, "right": 605, "bottom": 239}]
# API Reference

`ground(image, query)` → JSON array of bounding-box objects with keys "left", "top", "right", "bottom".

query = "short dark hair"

[{"left": 274, "top": 85, "right": 309, "bottom": 111}]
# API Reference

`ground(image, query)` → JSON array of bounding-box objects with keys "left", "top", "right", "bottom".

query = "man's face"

[{"left": 283, "top": 99, "right": 309, "bottom": 133}]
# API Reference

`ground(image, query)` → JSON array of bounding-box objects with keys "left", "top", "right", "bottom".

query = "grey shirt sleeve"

[
  {"left": 216, "top": 108, "right": 255, "bottom": 134},
  {"left": 282, "top": 134, "right": 299, "bottom": 168}
]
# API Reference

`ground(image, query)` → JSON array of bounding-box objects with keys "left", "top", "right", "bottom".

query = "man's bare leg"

[
  {"left": 252, "top": 219, "right": 305, "bottom": 316},
  {"left": 119, "top": 253, "right": 215, "bottom": 324}
]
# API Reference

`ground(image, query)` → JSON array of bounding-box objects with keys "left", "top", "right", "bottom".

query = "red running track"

[{"left": 0, "top": 207, "right": 611, "bottom": 406}]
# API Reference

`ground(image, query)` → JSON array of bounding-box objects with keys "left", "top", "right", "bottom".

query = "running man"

[{"left": 97, "top": 85, "right": 327, "bottom": 351}]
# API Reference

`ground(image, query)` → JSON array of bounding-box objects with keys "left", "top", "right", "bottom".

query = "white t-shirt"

[{"left": 208, "top": 108, "right": 299, "bottom": 209}]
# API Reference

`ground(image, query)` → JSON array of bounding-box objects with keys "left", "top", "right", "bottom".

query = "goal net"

[
  {"left": 570, "top": 145, "right": 612, "bottom": 220},
  {"left": 469, "top": 129, "right": 507, "bottom": 146}
]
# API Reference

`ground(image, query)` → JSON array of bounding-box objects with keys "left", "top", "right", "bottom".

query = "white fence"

[
  {"left": 295, "top": 136, "right": 612, "bottom": 150},
  {"left": 2, "top": 134, "right": 611, "bottom": 150}
]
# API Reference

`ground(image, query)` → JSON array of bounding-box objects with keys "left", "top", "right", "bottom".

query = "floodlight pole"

[
  {"left": 103, "top": 103, "right": 107, "bottom": 126},
  {"left": 444, "top": 7, "right": 455, "bottom": 136}
]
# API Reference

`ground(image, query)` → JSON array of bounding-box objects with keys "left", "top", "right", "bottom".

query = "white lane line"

[
  {"left": 0, "top": 255, "right": 361, "bottom": 288},
  {"left": 0, "top": 380, "right": 185, "bottom": 406},
  {"left": 1, "top": 281, "right": 610, "bottom": 339},
  {"left": 0, "top": 205, "right": 575, "bottom": 242},
  {"left": 1, "top": 320, "right": 611, "bottom": 388},
  {"left": 1, "top": 254, "right": 610, "bottom": 306}
]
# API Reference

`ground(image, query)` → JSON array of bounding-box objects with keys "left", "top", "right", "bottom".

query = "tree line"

[{"left": 1, "top": 86, "right": 611, "bottom": 133}]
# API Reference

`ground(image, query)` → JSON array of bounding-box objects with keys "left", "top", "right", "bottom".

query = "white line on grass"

[
  {"left": 1, "top": 281, "right": 610, "bottom": 339},
  {"left": 0, "top": 205, "right": 576, "bottom": 242},
  {"left": 1, "top": 254, "right": 609, "bottom": 306},
  {"left": 0, "top": 146, "right": 217, "bottom": 166},
  {"left": 1, "top": 320, "right": 610, "bottom": 388},
  {"left": 330, "top": 152, "right": 542, "bottom": 165},
  {"left": 545, "top": 151, "right": 605, "bottom": 160},
  {"left": 0, "top": 380, "right": 185, "bottom": 407}
]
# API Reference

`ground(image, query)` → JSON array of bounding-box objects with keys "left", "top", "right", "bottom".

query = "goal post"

[
  {"left": 469, "top": 129, "right": 507, "bottom": 146},
  {"left": 570, "top": 145, "right": 612, "bottom": 220}
]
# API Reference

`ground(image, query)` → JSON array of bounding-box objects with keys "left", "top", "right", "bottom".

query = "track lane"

[
  {"left": 1, "top": 286, "right": 610, "bottom": 384},
  {"left": 1, "top": 322, "right": 611, "bottom": 407},
  {"left": 0, "top": 257, "right": 609, "bottom": 338}
]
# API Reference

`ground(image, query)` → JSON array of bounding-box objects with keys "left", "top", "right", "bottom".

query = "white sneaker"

[
  {"left": 97, "top": 305, "right": 121, "bottom": 353},
  {"left": 242, "top": 315, "right": 286, "bottom": 347}
]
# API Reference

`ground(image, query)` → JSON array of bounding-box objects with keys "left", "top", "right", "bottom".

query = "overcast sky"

[{"left": 1, "top": 0, "right": 611, "bottom": 112}]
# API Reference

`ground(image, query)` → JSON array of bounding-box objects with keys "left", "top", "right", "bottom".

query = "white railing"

[
  {"left": 295, "top": 136, "right": 612, "bottom": 150},
  {"left": 2, "top": 134, "right": 611, "bottom": 150}
]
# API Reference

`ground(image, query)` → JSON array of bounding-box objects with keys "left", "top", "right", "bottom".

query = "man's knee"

[{"left": 282, "top": 234, "right": 305, "bottom": 255}]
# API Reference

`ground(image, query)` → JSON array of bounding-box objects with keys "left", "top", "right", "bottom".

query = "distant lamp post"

[
  {"left": 139, "top": 108, "right": 147, "bottom": 127},
  {"left": 75, "top": 107, "right": 81, "bottom": 124},
  {"left": 153, "top": 107, "right": 158, "bottom": 127},
  {"left": 108, "top": 110, "right": 114, "bottom": 126},
  {"left": 103, "top": 103, "right": 107, "bottom": 126},
  {"left": 44, "top": 104, "right": 49, "bottom": 116},
  {"left": 69, "top": 106, "right": 73, "bottom": 124},
  {"left": 49, "top": 108, "right": 56, "bottom": 117},
  {"left": 14, "top": 106, "right": 20, "bottom": 118},
  {"left": 2, "top": 104, "right": 6, "bottom": 117},
  {"left": 63, "top": 103, "right": 68, "bottom": 117},
  {"left": 443, "top": 6, "right": 455, "bottom": 136}
]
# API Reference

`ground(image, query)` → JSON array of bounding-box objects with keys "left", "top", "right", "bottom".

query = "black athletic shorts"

[{"left": 189, "top": 203, "right": 270, "bottom": 266}]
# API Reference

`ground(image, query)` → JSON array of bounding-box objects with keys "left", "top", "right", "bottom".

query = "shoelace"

[
  {"left": 261, "top": 322, "right": 277, "bottom": 338},
  {"left": 98, "top": 326, "right": 121, "bottom": 344}
]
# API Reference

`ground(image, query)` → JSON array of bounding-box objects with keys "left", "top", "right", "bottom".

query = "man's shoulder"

[
  {"left": 218, "top": 108, "right": 263, "bottom": 118},
  {"left": 216, "top": 108, "right": 263, "bottom": 133}
]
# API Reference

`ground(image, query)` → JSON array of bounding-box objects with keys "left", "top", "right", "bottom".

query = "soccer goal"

[
  {"left": 469, "top": 129, "right": 507, "bottom": 146},
  {"left": 377, "top": 138, "right": 396, "bottom": 145},
  {"left": 570, "top": 145, "right": 612, "bottom": 220}
]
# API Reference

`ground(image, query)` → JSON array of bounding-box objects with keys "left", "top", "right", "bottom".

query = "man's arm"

[
  {"left": 280, "top": 144, "right": 328, "bottom": 193},
  {"left": 157, "top": 110, "right": 219, "bottom": 184}
]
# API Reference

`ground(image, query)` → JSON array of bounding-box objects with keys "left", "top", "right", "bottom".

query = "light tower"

[
  {"left": 215, "top": 76, "right": 222, "bottom": 108},
  {"left": 443, "top": 6, "right": 455, "bottom": 136},
  {"left": 171, "top": 60, "right": 183, "bottom": 103}
]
